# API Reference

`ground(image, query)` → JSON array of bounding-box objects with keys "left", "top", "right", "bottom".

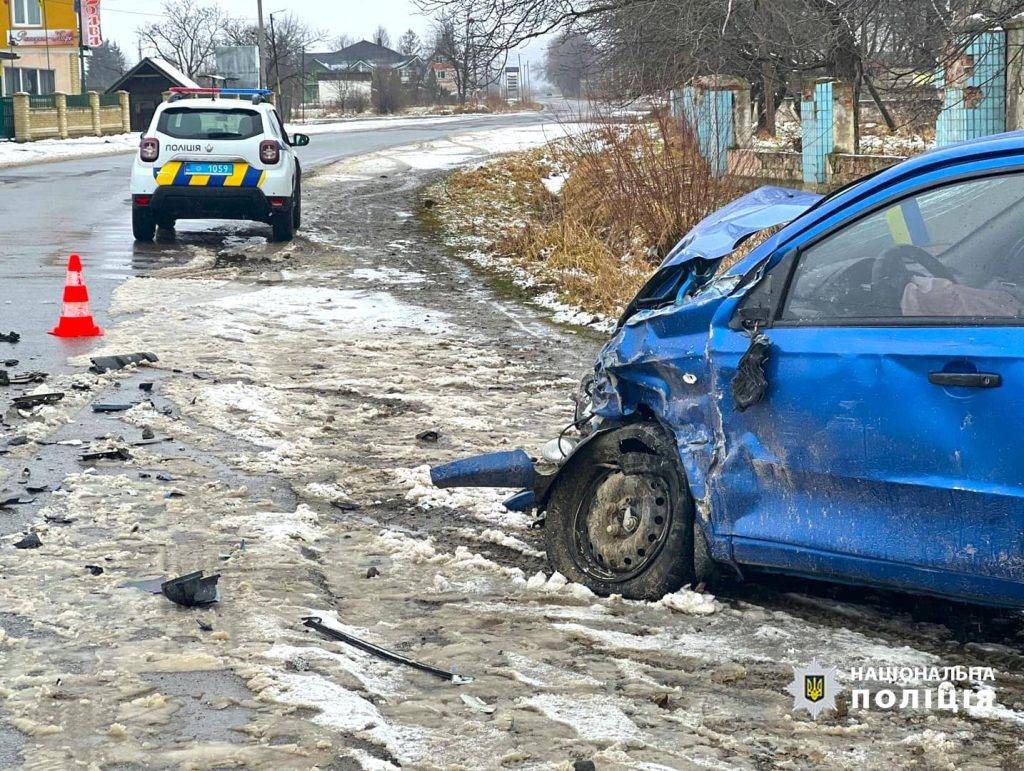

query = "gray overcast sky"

[{"left": 100, "top": 0, "right": 549, "bottom": 73}]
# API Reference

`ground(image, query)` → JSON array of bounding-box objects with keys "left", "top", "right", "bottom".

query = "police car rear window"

[{"left": 157, "top": 108, "right": 264, "bottom": 140}]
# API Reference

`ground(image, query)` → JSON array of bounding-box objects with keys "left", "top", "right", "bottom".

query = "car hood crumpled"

[{"left": 660, "top": 185, "right": 822, "bottom": 271}]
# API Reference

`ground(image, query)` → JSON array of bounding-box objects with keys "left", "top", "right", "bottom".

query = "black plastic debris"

[
  {"left": 89, "top": 352, "right": 158, "bottom": 374},
  {"left": 416, "top": 429, "right": 441, "bottom": 443},
  {"left": 14, "top": 532, "right": 41, "bottom": 549},
  {"left": 85, "top": 564, "right": 104, "bottom": 576},
  {"left": 6, "top": 436, "right": 28, "bottom": 447},
  {"left": 365, "top": 566, "right": 381, "bottom": 579},
  {"left": 3, "top": 359, "right": 17, "bottom": 367},
  {"left": 0, "top": 371, "right": 7, "bottom": 387},
  {"left": 44, "top": 512, "right": 74, "bottom": 525},
  {"left": 141, "top": 427, "right": 155, "bottom": 440},
  {"left": 12, "top": 392, "right": 64, "bottom": 409},
  {"left": 92, "top": 403, "right": 134, "bottom": 413},
  {"left": 732, "top": 332, "right": 772, "bottom": 411},
  {"left": 0, "top": 332, "right": 20, "bottom": 344},
  {"left": 302, "top": 616, "right": 472, "bottom": 684},
  {"left": 330, "top": 499, "right": 359, "bottom": 511},
  {"left": 156, "top": 473, "right": 175, "bottom": 482},
  {"left": 80, "top": 447, "right": 131, "bottom": 462},
  {"left": 6, "top": 373, "right": 47, "bottom": 386},
  {"left": 164, "top": 489, "right": 185, "bottom": 499},
  {"left": 197, "top": 619, "right": 213, "bottom": 632},
  {"left": 139, "top": 382, "right": 154, "bottom": 392},
  {"left": 0, "top": 495, "right": 34, "bottom": 508},
  {"left": 161, "top": 571, "right": 220, "bottom": 607}
]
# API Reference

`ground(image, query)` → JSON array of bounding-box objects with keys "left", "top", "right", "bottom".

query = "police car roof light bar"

[{"left": 168, "top": 87, "right": 274, "bottom": 104}]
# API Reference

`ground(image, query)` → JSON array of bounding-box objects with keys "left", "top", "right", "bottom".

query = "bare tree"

[
  {"left": 398, "top": 29, "right": 422, "bottom": 57},
  {"left": 87, "top": 41, "right": 128, "bottom": 91},
  {"left": 372, "top": 26, "right": 392, "bottom": 48},
  {"left": 136, "top": 0, "right": 225, "bottom": 78},
  {"left": 332, "top": 33, "right": 354, "bottom": 51},
  {"left": 430, "top": 10, "right": 507, "bottom": 103},
  {"left": 222, "top": 13, "right": 323, "bottom": 118},
  {"left": 544, "top": 32, "right": 595, "bottom": 98}
]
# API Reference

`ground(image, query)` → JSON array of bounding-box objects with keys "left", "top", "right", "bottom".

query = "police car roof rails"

[{"left": 168, "top": 87, "right": 274, "bottom": 105}]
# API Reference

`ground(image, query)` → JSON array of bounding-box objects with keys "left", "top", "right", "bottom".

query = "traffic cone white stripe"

[{"left": 60, "top": 302, "right": 92, "bottom": 318}]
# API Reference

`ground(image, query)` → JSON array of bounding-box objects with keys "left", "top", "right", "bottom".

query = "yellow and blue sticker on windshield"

[{"left": 153, "top": 161, "right": 266, "bottom": 188}]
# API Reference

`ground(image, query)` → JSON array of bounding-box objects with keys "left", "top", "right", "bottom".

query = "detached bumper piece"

[
  {"left": 161, "top": 571, "right": 220, "bottom": 607},
  {"left": 430, "top": 448, "right": 545, "bottom": 513}
]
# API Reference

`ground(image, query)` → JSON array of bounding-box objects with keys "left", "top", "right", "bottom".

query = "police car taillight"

[
  {"left": 260, "top": 140, "right": 280, "bottom": 165},
  {"left": 140, "top": 137, "right": 159, "bottom": 162}
]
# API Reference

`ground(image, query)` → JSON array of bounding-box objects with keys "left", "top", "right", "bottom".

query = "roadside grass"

[{"left": 426, "top": 112, "right": 740, "bottom": 319}]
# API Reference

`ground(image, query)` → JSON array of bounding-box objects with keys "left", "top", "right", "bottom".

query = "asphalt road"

[{"left": 0, "top": 111, "right": 555, "bottom": 378}]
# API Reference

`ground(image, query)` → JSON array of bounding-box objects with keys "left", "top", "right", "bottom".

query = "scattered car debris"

[
  {"left": 88, "top": 352, "right": 158, "bottom": 374},
  {"left": 85, "top": 565, "right": 104, "bottom": 576},
  {"left": 0, "top": 331, "right": 20, "bottom": 344},
  {"left": 416, "top": 429, "right": 441, "bottom": 443},
  {"left": 12, "top": 392, "right": 64, "bottom": 409},
  {"left": 139, "top": 382, "right": 154, "bottom": 392},
  {"left": 161, "top": 571, "right": 220, "bottom": 607},
  {"left": 5, "top": 372, "right": 47, "bottom": 386},
  {"left": 14, "top": 532, "right": 41, "bottom": 549},
  {"left": 164, "top": 489, "right": 185, "bottom": 499},
  {"left": 301, "top": 615, "right": 472, "bottom": 684},
  {"left": 25, "top": 484, "right": 53, "bottom": 494},
  {"left": 0, "top": 371, "right": 7, "bottom": 387},
  {"left": 80, "top": 447, "right": 131, "bottom": 462},
  {"left": 330, "top": 499, "right": 359, "bottom": 511},
  {"left": 44, "top": 512, "right": 74, "bottom": 525},
  {"left": 92, "top": 403, "right": 135, "bottom": 413},
  {"left": 141, "top": 427, "right": 155, "bottom": 440},
  {"left": 460, "top": 694, "right": 496, "bottom": 714},
  {"left": 365, "top": 566, "right": 381, "bottom": 579},
  {"left": 3, "top": 359, "right": 17, "bottom": 367},
  {"left": 0, "top": 494, "right": 35, "bottom": 508},
  {"left": 197, "top": 619, "right": 213, "bottom": 632},
  {"left": 156, "top": 473, "right": 175, "bottom": 482},
  {"left": 6, "top": 436, "right": 28, "bottom": 447}
]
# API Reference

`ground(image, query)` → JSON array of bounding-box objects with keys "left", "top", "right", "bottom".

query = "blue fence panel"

[
  {"left": 935, "top": 31, "right": 1006, "bottom": 146},
  {"left": 676, "top": 86, "right": 734, "bottom": 176},
  {"left": 801, "top": 80, "right": 833, "bottom": 185}
]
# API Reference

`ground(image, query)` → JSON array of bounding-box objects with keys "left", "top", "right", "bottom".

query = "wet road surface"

[{"left": 0, "top": 111, "right": 554, "bottom": 380}]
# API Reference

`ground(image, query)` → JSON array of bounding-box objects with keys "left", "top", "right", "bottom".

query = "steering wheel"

[{"left": 868, "top": 245, "right": 954, "bottom": 314}]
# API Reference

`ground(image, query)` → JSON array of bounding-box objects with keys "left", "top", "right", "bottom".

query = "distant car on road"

[
  {"left": 434, "top": 131, "right": 1024, "bottom": 608},
  {"left": 129, "top": 88, "right": 309, "bottom": 242}
]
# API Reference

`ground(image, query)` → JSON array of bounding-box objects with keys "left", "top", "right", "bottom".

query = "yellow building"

[{"left": 1, "top": 0, "right": 83, "bottom": 95}]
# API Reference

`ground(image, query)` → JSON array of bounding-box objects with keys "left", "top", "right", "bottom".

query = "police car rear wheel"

[
  {"left": 133, "top": 209, "right": 156, "bottom": 242},
  {"left": 544, "top": 423, "right": 697, "bottom": 600},
  {"left": 293, "top": 178, "right": 302, "bottom": 230}
]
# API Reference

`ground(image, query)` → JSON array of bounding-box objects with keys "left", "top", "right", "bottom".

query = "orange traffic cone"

[{"left": 49, "top": 254, "right": 103, "bottom": 338}]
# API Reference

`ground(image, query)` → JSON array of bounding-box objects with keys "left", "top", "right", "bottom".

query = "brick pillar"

[
  {"left": 88, "top": 91, "right": 101, "bottom": 136},
  {"left": 118, "top": 90, "right": 130, "bottom": 133},
  {"left": 55, "top": 92, "right": 68, "bottom": 139},
  {"left": 69, "top": 52, "right": 82, "bottom": 95},
  {"left": 832, "top": 80, "right": 857, "bottom": 155},
  {"left": 13, "top": 92, "right": 30, "bottom": 142}
]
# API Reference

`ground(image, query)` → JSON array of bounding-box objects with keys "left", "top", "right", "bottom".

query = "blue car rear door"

[{"left": 708, "top": 168, "right": 1024, "bottom": 604}]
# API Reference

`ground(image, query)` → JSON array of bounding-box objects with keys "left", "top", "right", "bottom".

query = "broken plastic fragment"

[
  {"left": 161, "top": 571, "right": 220, "bottom": 607},
  {"left": 0, "top": 331, "right": 20, "bottom": 344},
  {"left": 12, "top": 392, "right": 64, "bottom": 409},
  {"left": 302, "top": 615, "right": 472, "bottom": 684},
  {"left": 92, "top": 403, "right": 135, "bottom": 413},
  {"left": 80, "top": 447, "right": 131, "bottom": 462},
  {"left": 89, "top": 352, "right": 158, "bottom": 374},
  {"left": 14, "top": 532, "right": 41, "bottom": 549}
]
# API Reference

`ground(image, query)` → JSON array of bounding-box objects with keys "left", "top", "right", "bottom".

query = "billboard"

[{"left": 215, "top": 46, "right": 261, "bottom": 89}]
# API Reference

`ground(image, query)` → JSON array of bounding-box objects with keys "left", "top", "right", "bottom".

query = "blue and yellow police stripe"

[{"left": 153, "top": 161, "right": 267, "bottom": 188}]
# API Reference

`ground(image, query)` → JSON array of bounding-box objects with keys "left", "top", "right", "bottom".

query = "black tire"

[
  {"left": 544, "top": 423, "right": 696, "bottom": 600},
  {"left": 292, "top": 177, "right": 302, "bottom": 231},
  {"left": 156, "top": 215, "right": 176, "bottom": 231},
  {"left": 271, "top": 207, "right": 295, "bottom": 242},
  {"left": 133, "top": 209, "right": 156, "bottom": 242}
]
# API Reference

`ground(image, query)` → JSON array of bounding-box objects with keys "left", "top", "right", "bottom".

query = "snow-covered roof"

[
  {"left": 105, "top": 56, "right": 200, "bottom": 93},
  {"left": 148, "top": 58, "right": 200, "bottom": 89}
]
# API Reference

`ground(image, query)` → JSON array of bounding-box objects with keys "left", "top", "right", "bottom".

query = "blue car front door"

[{"left": 708, "top": 170, "right": 1024, "bottom": 604}]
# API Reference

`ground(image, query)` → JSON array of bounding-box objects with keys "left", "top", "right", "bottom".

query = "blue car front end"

[{"left": 434, "top": 132, "right": 1024, "bottom": 608}]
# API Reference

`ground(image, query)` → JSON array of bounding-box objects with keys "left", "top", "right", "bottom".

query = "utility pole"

[
  {"left": 269, "top": 13, "right": 282, "bottom": 102},
  {"left": 75, "top": 0, "right": 87, "bottom": 93},
  {"left": 256, "top": 0, "right": 268, "bottom": 89}
]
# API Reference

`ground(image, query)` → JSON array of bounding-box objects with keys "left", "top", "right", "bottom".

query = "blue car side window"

[{"left": 781, "top": 172, "right": 1024, "bottom": 323}]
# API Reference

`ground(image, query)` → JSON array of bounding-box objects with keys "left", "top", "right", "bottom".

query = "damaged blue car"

[{"left": 433, "top": 132, "right": 1024, "bottom": 607}]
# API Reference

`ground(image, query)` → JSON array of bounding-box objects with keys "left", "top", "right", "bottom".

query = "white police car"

[{"left": 130, "top": 88, "right": 310, "bottom": 242}]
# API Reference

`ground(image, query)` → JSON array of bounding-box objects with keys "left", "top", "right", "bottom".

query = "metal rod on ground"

[{"left": 301, "top": 616, "right": 473, "bottom": 683}]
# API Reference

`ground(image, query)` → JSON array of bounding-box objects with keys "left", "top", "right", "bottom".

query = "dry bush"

[{"left": 434, "top": 113, "right": 741, "bottom": 318}]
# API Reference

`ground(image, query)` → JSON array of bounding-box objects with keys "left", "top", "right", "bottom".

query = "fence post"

[
  {"left": 118, "top": 90, "right": 131, "bottom": 133},
  {"left": 13, "top": 92, "right": 31, "bottom": 142},
  {"left": 55, "top": 92, "right": 68, "bottom": 139},
  {"left": 88, "top": 91, "right": 101, "bottom": 136},
  {"left": 831, "top": 80, "right": 856, "bottom": 155},
  {"left": 732, "top": 83, "right": 754, "bottom": 148}
]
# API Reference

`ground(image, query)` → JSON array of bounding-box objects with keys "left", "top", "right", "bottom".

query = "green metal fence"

[
  {"left": 99, "top": 92, "right": 121, "bottom": 107},
  {"left": 28, "top": 94, "right": 56, "bottom": 109},
  {"left": 66, "top": 93, "right": 91, "bottom": 109},
  {"left": 0, "top": 97, "right": 13, "bottom": 139}
]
